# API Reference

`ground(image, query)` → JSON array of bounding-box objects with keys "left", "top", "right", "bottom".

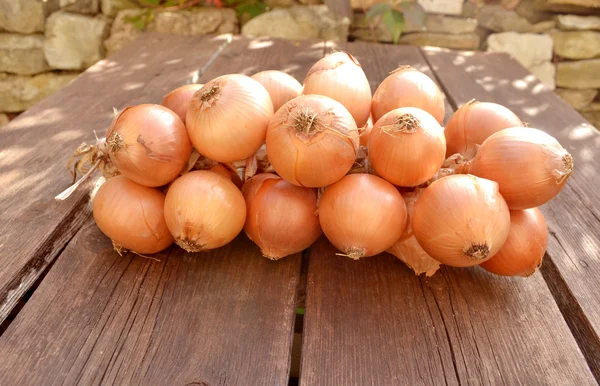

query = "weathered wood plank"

[
  {"left": 423, "top": 47, "right": 600, "bottom": 379},
  {"left": 0, "top": 33, "right": 226, "bottom": 324},
  {"left": 300, "top": 41, "right": 596, "bottom": 385},
  {"left": 0, "top": 35, "right": 324, "bottom": 384}
]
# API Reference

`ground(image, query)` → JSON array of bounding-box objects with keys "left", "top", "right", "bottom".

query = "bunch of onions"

[
  {"left": 251, "top": 70, "right": 302, "bottom": 112},
  {"left": 387, "top": 190, "right": 441, "bottom": 276},
  {"left": 93, "top": 175, "right": 173, "bottom": 254},
  {"left": 266, "top": 95, "right": 359, "bottom": 187},
  {"left": 161, "top": 84, "right": 204, "bottom": 124},
  {"left": 412, "top": 174, "right": 511, "bottom": 267},
  {"left": 186, "top": 74, "right": 274, "bottom": 162},
  {"left": 480, "top": 208, "right": 548, "bottom": 277},
  {"left": 468, "top": 127, "right": 574, "bottom": 209},
  {"left": 164, "top": 170, "right": 246, "bottom": 252},
  {"left": 444, "top": 100, "right": 523, "bottom": 158},
  {"left": 106, "top": 104, "right": 192, "bottom": 187},
  {"left": 242, "top": 173, "right": 321, "bottom": 259},
  {"left": 368, "top": 107, "right": 446, "bottom": 187},
  {"left": 372, "top": 66, "right": 445, "bottom": 124},
  {"left": 303, "top": 51, "right": 372, "bottom": 127},
  {"left": 319, "top": 174, "right": 407, "bottom": 259}
]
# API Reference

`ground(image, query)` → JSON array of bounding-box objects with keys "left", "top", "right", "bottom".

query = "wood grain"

[
  {"left": 422, "top": 47, "right": 600, "bottom": 379},
  {"left": 300, "top": 41, "right": 596, "bottom": 385},
  {"left": 0, "top": 33, "right": 226, "bottom": 325}
]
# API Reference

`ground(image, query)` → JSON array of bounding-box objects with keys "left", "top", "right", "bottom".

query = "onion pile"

[{"left": 60, "top": 51, "right": 573, "bottom": 281}]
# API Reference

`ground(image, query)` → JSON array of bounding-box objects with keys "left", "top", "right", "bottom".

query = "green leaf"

[
  {"left": 296, "top": 307, "right": 305, "bottom": 315},
  {"left": 164, "top": 0, "right": 178, "bottom": 6},
  {"left": 383, "top": 8, "right": 404, "bottom": 44},
  {"left": 365, "top": 2, "right": 392, "bottom": 20},
  {"left": 399, "top": 1, "right": 426, "bottom": 30},
  {"left": 236, "top": 2, "right": 267, "bottom": 18},
  {"left": 226, "top": 0, "right": 239, "bottom": 5},
  {"left": 140, "top": 0, "right": 161, "bottom": 5}
]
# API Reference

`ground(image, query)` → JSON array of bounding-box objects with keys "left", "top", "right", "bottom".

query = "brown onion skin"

[
  {"left": 480, "top": 208, "right": 548, "bottom": 277},
  {"left": 242, "top": 173, "right": 321, "bottom": 259},
  {"left": 412, "top": 174, "right": 511, "bottom": 267},
  {"left": 93, "top": 176, "right": 173, "bottom": 254},
  {"left": 468, "top": 127, "right": 574, "bottom": 210},
  {"left": 161, "top": 84, "right": 204, "bottom": 124},
  {"left": 106, "top": 104, "right": 192, "bottom": 187},
  {"left": 303, "top": 51, "right": 372, "bottom": 127},
  {"left": 266, "top": 94, "right": 359, "bottom": 188},
  {"left": 359, "top": 114, "right": 373, "bottom": 147},
  {"left": 444, "top": 100, "right": 523, "bottom": 158},
  {"left": 164, "top": 170, "right": 246, "bottom": 252},
  {"left": 186, "top": 74, "right": 274, "bottom": 163},
  {"left": 319, "top": 174, "right": 408, "bottom": 259},
  {"left": 372, "top": 66, "right": 445, "bottom": 124},
  {"left": 369, "top": 107, "right": 446, "bottom": 187},
  {"left": 251, "top": 70, "right": 303, "bottom": 112}
]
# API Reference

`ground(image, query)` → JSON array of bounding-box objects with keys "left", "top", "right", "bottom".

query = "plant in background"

[
  {"left": 364, "top": 0, "right": 426, "bottom": 44},
  {"left": 126, "top": 0, "right": 268, "bottom": 30}
]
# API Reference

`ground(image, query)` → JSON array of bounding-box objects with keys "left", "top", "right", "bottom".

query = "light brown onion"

[
  {"left": 93, "top": 175, "right": 173, "bottom": 254},
  {"left": 164, "top": 170, "right": 246, "bottom": 252},
  {"left": 444, "top": 100, "right": 523, "bottom": 158},
  {"left": 319, "top": 174, "right": 407, "bottom": 259},
  {"left": 106, "top": 104, "right": 192, "bottom": 187},
  {"left": 242, "top": 173, "right": 321, "bottom": 259},
  {"left": 303, "top": 51, "right": 372, "bottom": 127},
  {"left": 161, "top": 84, "right": 204, "bottom": 124},
  {"left": 251, "top": 70, "right": 302, "bottom": 112},
  {"left": 266, "top": 94, "right": 359, "bottom": 187},
  {"left": 186, "top": 74, "right": 274, "bottom": 162},
  {"left": 468, "top": 127, "right": 574, "bottom": 210},
  {"left": 387, "top": 190, "right": 441, "bottom": 276},
  {"left": 372, "top": 66, "right": 445, "bottom": 124},
  {"left": 369, "top": 107, "right": 446, "bottom": 187},
  {"left": 480, "top": 208, "right": 548, "bottom": 277},
  {"left": 413, "top": 174, "right": 511, "bottom": 267}
]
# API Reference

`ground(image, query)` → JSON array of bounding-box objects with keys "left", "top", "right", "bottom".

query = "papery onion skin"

[
  {"left": 412, "top": 174, "right": 511, "bottom": 267},
  {"left": 164, "top": 170, "right": 246, "bottom": 252},
  {"left": 444, "top": 100, "right": 523, "bottom": 158},
  {"left": 242, "top": 173, "right": 321, "bottom": 259},
  {"left": 186, "top": 74, "right": 274, "bottom": 163},
  {"left": 372, "top": 66, "right": 445, "bottom": 124},
  {"left": 369, "top": 107, "right": 446, "bottom": 187},
  {"left": 303, "top": 51, "right": 372, "bottom": 127},
  {"left": 359, "top": 114, "right": 373, "bottom": 147},
  {"left": 319, "top": 174, "right": 407, "bottom": 259},
  {"left": 251, "top": 70, "right": 303, "bottom": 112},
  {"left": 468, "top": 127, "right": 574, "bottom": 210},
  {"left": 266, "top": 94, "right": 359, "bottom": 187},
  {"left": 93, "top": 175, "right": 173, "bottom": 254},
  {"left": 480, "top": 208, "right": 548, "bottom": 277},
  {"left": 387, "top": 190, "right": 441, "bottom": 276},
  {"left": 106, "top": 104, "right": 192, "bottom": 187},
  {"left": 161, "top": 84, "right": 204, "bottom": 124}
]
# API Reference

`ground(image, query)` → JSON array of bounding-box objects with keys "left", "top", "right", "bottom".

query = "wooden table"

[{"left": 0, "top": 33, "right": 599, "bottom": 385}]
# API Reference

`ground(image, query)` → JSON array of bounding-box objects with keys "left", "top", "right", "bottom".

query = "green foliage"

[
  {"left": 365, "top": 0, "right": 426, "bottom": 44},
  {"left": 226, "top": 0, "right": 268, "bottom": 19},
  {"left": 124, "top": 8, "right": 155, "bottom": 31}
]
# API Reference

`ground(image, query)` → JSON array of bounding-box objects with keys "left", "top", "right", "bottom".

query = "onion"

[
  {"left": 164, "top": 170, "right": 246, "bottom": 252},
  {"left": 368, "top": 107, "right": 446, "bottom": 187},
  {"left": 359, "top": 114, "right": 373, "bottom": 147},
  {"left": 93, "top": 175, "right": 173, "bottom": 254},
  {"left": 242, "top": 173, "right": 321, "bottom": 259},
  {"left": 266, "top": 94, "right": 359, "bottom": 187},
  {"left": 372, "top": 66, "right": 445, "bottom": 124},
  {"left": 468, "top": 127, "right": 574, "bottom": 210},
  {"left": 209, "top": 163, "right": 243, "bottom": 188},
  {"left": 303, "top": 51, "right": 372, "bottom": 127},
  {"left": 161, "top": 84, "right": 204, "bottom": 124},
  {"left": 251, "top": 70, "right": 302, "bottom": 112},
  {"left": 318, "top": 174, "right": 407, "bottom": 259},
  {"left": 106, "top": 104, "right": 192, "bottom": 187},
  {"left": 387, "top": 190, "right": 441, "bottom": 276},
  {"left": 480, "top": 208, "right": 548, "bottom": 277},
  {"left": 444, "top": 100, "right": 523, "bottom": 158},
  {"left": 186, "top": 74, "right": 274, "bottom": 163},
  {"left": 412, "top": 174, "right": 511, "bottom": 267}
]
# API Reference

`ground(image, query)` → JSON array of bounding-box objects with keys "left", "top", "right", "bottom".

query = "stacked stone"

[{"left": 0, "top": 0, "right": 238, "bottom": 126}]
